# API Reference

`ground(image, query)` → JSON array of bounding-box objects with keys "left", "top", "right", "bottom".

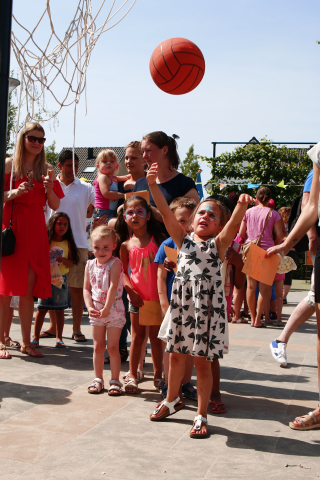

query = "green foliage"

[
  {"left": 45, "top": 140, "right": 59, "bottom": 167},
  {"left": 199, "top": 138, "right": 312, "bottom": 208},
  {"left": 180, "top": 144, "right": 200, "bottom": 181},
  {"left": 6, "top": 94, "right": 18, "bottom": 156}
]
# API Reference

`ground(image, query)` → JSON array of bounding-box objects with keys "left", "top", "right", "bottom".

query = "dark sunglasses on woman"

[{"left": 25, "top": 135, "right": 46, "bottom": 145}]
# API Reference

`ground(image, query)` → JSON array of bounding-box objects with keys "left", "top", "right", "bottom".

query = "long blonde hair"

[{"left": 14, "top": 122, "right": 47, "bottom": 181}]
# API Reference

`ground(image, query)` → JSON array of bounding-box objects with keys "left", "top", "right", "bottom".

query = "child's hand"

[
  {"left": 225, "top": 248, "right": 243, "bottom": 268},
  {"left": 238, "top": 194, "right": 255, "bottom": 205},
  {"left": 163, "top": 257, "right": 176, "bottom": 271},
  {"left": 88, "top": 306, "right": 101, "bottom": 318},
  {"left": 99, "top": 306, "right": 110, "bottom": 318},
  {"left": 129, "top": 290, "right": 144, "bottom": 308},
  {"left": 146, "top": 163, "right": 158, "bottom": 185},
  {"left": 93, "top": 214, "right": 108, "bottom": 229},
  {"left": 56, "top": 256, "right": 65, "bottom": 264}
]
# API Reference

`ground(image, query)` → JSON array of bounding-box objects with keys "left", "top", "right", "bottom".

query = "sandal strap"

[
  {"left": 193, "top": 415, "right": 208, "bottom": 431},
  {"left": 0, "top": 343, "right": 7, "bottom": 350},
  {"left": 154, "top": 396, "right": 180, "bottom": 415},
  {"left": 308, "top": 411, "right": 318, "bottom": 425},
  {"left": 109, "top": 380, "right": 123, "bottom": 388},
  {"left": 88, "top": 378, "right": 104, "bottom": 390}
]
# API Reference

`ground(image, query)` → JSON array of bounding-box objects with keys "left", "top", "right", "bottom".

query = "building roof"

[{"left": 55, "top": 147, "right": 128, "bottom": 183}]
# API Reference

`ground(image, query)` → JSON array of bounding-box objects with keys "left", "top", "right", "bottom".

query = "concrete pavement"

[{"left": 0, "top": 283, "right": 319, "bottom": 479}]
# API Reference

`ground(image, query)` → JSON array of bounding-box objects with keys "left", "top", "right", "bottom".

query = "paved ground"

[{"left": 1, "top": 282, "right": 319, "bottom": 479}]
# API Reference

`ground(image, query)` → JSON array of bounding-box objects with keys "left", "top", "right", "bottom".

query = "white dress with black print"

[{"left": 165, "top": 234, "right": 227, "bottom": 361}]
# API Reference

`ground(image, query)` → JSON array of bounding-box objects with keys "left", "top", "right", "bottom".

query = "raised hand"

[
  {"left": 146, "top": 163, "right": 158, "bottom": 185},
  {"left": 238, "top": 194, "right": 255, "bottom": 205}
]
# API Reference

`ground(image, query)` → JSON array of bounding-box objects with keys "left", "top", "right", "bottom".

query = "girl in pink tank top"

[{"left": 118, "top": 195, "right": 166, "bottom": 394}]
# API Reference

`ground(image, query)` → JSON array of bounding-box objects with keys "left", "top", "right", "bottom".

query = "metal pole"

[
  {"left": 212, "top": 142, "right": 216, "bottom": 158},
  {"left": 0, "top": 0, "right": 13, "bottom": 272}
]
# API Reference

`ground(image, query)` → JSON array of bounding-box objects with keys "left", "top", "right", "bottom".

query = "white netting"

[{"left": 9, "top": 0, "right": 136, "bottom": 185}]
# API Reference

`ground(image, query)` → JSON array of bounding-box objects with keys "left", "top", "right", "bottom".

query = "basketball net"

[{"left": 9, "top": 0, "right": 136, "bottom": 188}]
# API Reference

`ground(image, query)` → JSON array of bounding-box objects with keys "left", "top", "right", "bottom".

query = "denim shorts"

[
  {"left": 93, "top": 208, "right": 116, "bottom": 219},
  {"left": 128, "top": 301, "right": 139, "bottom": 313},
  {"left": 37, "top": 274, "right": 69, "bottom": 310}
]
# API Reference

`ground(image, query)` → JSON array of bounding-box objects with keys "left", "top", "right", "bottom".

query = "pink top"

[
  {"left": 129, "top": 236, "right": 159, "bottom": 301},
  {"left": 243, "top": 206, "right": 281, "bottom": 250},
  {"left": 93, "top": 174, "right": 118, "bottom": 210},
  {"left": 87, "top": 256, "right": 124, "bottom": 305}
]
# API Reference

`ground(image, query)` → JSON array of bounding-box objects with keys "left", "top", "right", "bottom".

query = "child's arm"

[
  {"left": 146, "top": 164, "right": 185, "bottom": 249},
  {"left": 225, "top": 248, "right": 246, "bottom": 290},
  {"left": 216, "top": 194, "right": 254, "bottom": 260},
  {"left": 99, "top": 259, "right": 121, "bottom": 318},
  {"left": 267, "top": 163, "right": 320, "bottom": 256},
  {"left": 120, "top": 242, "right": 144, "bottom": 308},
  {"left": 98, "top": 175, "right": 125, "bottom": 201},
  {"left": 56, "top": 242, "right": 74, "bottom": 269},
  {"left": 83, "top": 265, "right": 100, "bottom": 318},
  {"left": 157, "top": 265, "right": 170, "bottom": 317}
]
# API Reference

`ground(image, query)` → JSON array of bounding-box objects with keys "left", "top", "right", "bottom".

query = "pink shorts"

[
  {"left": 274, "top": 273, "right": 285, "bottom": 281},
  {"left": 89, "top": 299, "right": 126, "bottom": 328}
]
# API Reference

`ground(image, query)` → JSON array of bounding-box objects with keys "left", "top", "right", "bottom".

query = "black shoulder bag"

[{"left": 2, "top": 178, "right": 16, "bottom": 257}]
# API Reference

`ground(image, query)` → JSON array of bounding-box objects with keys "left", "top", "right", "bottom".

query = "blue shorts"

[
  {"left": 93, "top": 208, "right": 116, "bottom": 219},
  {"left": 255, "top": 282, "right": 276, "bottom": 300},
  {"left": 37, "top": 274, "right": 69, "bottom": 310}
]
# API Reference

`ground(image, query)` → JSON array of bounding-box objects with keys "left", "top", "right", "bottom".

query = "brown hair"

[
  {"left": 191, "top": 199, "right": 227, "bottom": 227},
  {"left": 278, "top": 206, "right": 290, "bottom": 224},
  {"left": 142, "top": 131, "right": 180, "bottom": 169},
  {"left": 91, "top": 225, "right": 118, "bottom": 244},
  {"left": 125, "top": 141, "right": 142, "bottom": 153},
  {"left": 169, "top": 196, "right": 197, "bottom": 213},
  {"left": 15, "top": 122, "right": 47, "bottom": 181},
  {"left": 256, "top": 186, "right": 271, "bottom": 205}
]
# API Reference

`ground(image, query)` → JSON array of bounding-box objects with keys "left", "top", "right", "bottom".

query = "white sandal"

[
  {"left": 150, "top": 396, "right": 184, "bottom": 421},
  {"left": 125, "top": 378, "right": 138, "bottom": 394},
  {"left": 122, "top": 369, "right": 144, "bottom": 383},
  {"left": 88, "top": 378, "right": 104, "bottom": 394},
  {"left": 190, "top": 415, "right": 208, "bottom": 438},
  {"left": 108, "top": 380, "right": 123, "bottom": 396},
  {"left": 289, "top": 410, "right": 320, "bottom": 430}
]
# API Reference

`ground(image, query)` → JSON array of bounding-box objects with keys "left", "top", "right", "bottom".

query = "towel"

[{"left": 308, "top": 141, "right": 320, "bottom": 168}]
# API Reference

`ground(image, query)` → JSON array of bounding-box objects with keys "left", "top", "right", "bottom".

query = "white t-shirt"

[{"left": 49, "top": 176, "right": 95, "bottom": 249}]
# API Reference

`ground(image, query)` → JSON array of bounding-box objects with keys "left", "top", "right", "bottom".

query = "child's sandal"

[
  {"left": 88, "top": 378, "right": 104, "bottom": 394},
  {"left": 123, "top": 369, "right": 144, "bottom": 383},
  {"left": 108, "top": 380, "right": 123, "bottom": 396},
  {"left": 125, "top": 378, "right": 138, "bottom": 394},
  {"left": 153, "top": 378, "right": 165, "bottom": 392},
  {"left": 150, "top": 396, "right": 184, "bottom": 421},
  {"left": 182, "top": 382, "right": 197, "bottom": 400},
  {"left": 189, "top": 415, "right": 208, "bottom": 438}
]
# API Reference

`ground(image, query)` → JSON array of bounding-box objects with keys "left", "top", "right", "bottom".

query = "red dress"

[{"left": 0, "top": 174, "right": 64, "bottom": 298}]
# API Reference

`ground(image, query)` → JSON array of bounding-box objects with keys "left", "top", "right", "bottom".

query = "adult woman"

[
  {"left": 239, "top": 187, "right": 283, "bottom": 328},
  {"left": 133, "top": 131, "right": 199, "bottom": 207},
  {"left": 267, "top": 151, "right": 320, "bottom": 430},
  {"left": 0, "top": 122, "right": 61, "bottom": 359}
]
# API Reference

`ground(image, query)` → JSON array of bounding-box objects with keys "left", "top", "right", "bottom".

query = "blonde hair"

[
  {"left": 96, "top": 149, "right": 118, "bottom": 171},
  {"left": 278, "top": 206, "right": 290, "bottom": 224},
  {"left": 15, "top": 122, "right": 46, "bottom": 181},
  {"left": 91, "top": 225, "right": 118, "bottom": 244},
  {"left": 169, "top": 196, "right": 197, "bottom": 213}
]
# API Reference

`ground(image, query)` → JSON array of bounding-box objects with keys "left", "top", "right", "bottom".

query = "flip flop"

[
  {"left": 209, "top": 401, "right": 226, "bottom": 414},
  {"left": 39, "top": 330, "right": 55, "bottom": 338},
  {"left": 72, "top": 333, "right": 87, "bottom": 342},
  {"left": 55, "top": 341, "right": 65, "bottom": 348}
]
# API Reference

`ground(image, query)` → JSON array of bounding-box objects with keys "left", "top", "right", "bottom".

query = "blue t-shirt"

[
  {"left": 154, "top": 237, "right": 176, "bottom": 300},
  {"left": 133, "top": 173, "right": 196, "bottom": 207},
  {"left": 303, "top": 169, "right": 313, "bottom": 193}
]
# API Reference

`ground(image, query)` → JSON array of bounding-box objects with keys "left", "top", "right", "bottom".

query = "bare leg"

[
  {"left": 274, "top": 279, "right": 284, "bottom": 324},
  {"left": 33, "top": 309, "right": 48, "bottom": 342},
  {"left": 210, "top": 359, "right": 222, "bottom": 403},
  {"left": 149, "top": 325, "right": 163, "bottom": 381},
  {"left": 129, "top": 312, "right": 145, "bottom": 381},
  {"left": 69, "top": 286, "right": 85, "bottom": 337},
  {"left": 162, "top": 341, "right": 169, "bottom": 384},
  {"left": 183, "top": 355, "right": 195, "bottom": 384},
  {"left": 91, "top": 325, "right": 106, "bottom": 381},
  {"left": 232, "top": 285, "right": 245, "bottom": 321},
  {"left": 277, "top": 299, "right": 315, "bottom": 344},
  {"left": 138, "top": 326, "right": 149, "bottom": 371},
  {"left": 3, "top": 306, "right": 14, "bottom": 339},
  {"left": 19, "top": 264, "right": 42, "bottom": 357},
  {"left": 166, "top": 352, "right": 187, "bottom": 402},
  {"left": 256, "top": 282, "right": 271, "bottom": 327},
  {"left": 55, "top": 310, "right": 65, "bottom": 343},
  {"left": 46, "top": 310, "right": 57, "bottom": 335},
  {"left": 246, "top": 276, "right": 257, "bottom": 326},
  {"left": 107, "top": 327, "right": 122, "bottom": 382},
  {"left": 191, "top": 357, "right": 213, "bottom": 436},
  {"left": 283, "top": 284, "right": 291, "bottom": 300},
  {"left": 0, "top": 295, "right": 13, "bottom": 358}
]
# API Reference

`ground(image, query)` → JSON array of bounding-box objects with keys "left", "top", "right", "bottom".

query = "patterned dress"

[
  {"left": 165, "top": 235, "right": 227, "bottom": 361},
  {"left": 87, "top": 256, "right": 125, "bottom": 328}
]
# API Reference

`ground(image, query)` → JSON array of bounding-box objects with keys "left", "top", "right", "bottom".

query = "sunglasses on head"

[{"left": 25, "top": 135, "right": 46, "bottom": 145}]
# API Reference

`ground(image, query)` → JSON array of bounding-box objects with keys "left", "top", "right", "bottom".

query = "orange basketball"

[{"left": 149, "top": 38, "right": 205, "bottom": 95}]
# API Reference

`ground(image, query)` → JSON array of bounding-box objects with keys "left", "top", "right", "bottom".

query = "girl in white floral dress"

[
  {"left": 83, "top": 226, "right": 125, "bottom": 396},
  {"left": 147, "top": 163, "right": 253, "bottom": 438}
]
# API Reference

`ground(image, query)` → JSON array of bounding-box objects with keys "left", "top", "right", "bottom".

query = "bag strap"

[
  {"left": 257, "top": 209, "right": 272, "bottom": 246},
  {"left": 9, "top": 177, "right": 15, "bottom": 228}
]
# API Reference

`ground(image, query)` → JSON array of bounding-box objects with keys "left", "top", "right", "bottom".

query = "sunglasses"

[{"left": 25, "top": 135, "right": 46, "bottom": 145}]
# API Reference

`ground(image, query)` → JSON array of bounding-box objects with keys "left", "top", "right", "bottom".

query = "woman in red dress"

[{"left": 0, "top": 122, "right": 61, "bottom": 358}]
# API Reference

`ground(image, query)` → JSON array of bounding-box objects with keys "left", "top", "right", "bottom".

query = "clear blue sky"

[{"left": 10, "top": 0, "right": 320, "bottom": 188}]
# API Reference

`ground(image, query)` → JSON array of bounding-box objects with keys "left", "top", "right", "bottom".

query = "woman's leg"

[
  {"left": 0, "top": 295, "right": 13, "bottom": 358},
  {"left": 55, "top": 310, "right": 65, "bottom": 343},
  {"left": 33, "top": 309, "right": 48, "bottom": 342},
  {"left": 274, "top": 279, "right": 284, "bottom": 325},
  {"left": 283, "top": 284, "right": 291, "bottom": 301},
  {"left": 166, "top": 352, "right": 187, "bottom": 402},
  {"left": 246, "top": 276, "right": 257, "bottom": 326},
  {"left": 106, "top": 326, "right": 122, "bottom": 381},
  {"left": 19, "top": 264, "right": 42, "bottom": 357},
  {"left": 149, "top": 325, "right": 163, "bottom": 381},
  {"left": 92, "top": 325, "right": 106, "bottom": 381},
  {"left": 232, "top": 285, "right": 245, "bottom": 321},
  {"left": 256, "top": 282, "right": 271, "bottom": 326},
  {"left": 129, "top": 312, "right": 145, "bottom": 380}
]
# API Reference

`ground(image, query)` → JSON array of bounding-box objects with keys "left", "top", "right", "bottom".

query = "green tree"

[
  {"left": 199, "top": 138, "right": 312, "bottom": 208},
  {"left": 180, "top": 144, "right": 200, "bottom": 181},
  {"left": 6, "top": 93, "right": 18, "bottom": 156},
  {"left": 45, "top": 140, "right": 59, "bottom": 167}
]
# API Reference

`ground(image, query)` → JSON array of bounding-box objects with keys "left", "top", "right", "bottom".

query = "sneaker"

[{"left": 270, "top": 340, "right": 287, "bottom": 367}]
